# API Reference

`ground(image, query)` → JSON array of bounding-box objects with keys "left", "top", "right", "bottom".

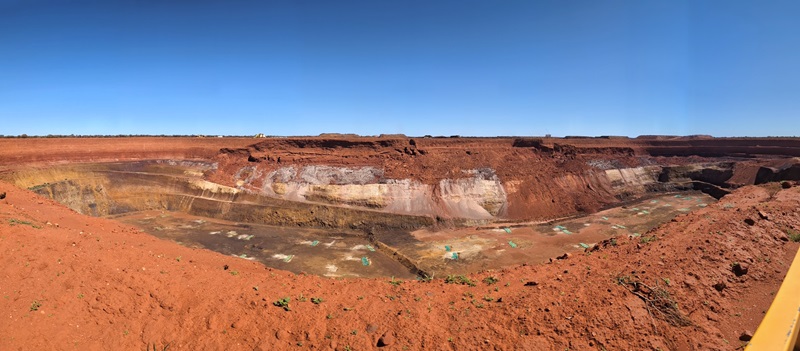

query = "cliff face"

[{"left": 211, "top": 136, "right": 800, "bottom": 222}]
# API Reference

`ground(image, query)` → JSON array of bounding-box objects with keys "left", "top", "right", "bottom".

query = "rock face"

[{"left": 233, "top": 165, "right": 508, "bottom": 219}]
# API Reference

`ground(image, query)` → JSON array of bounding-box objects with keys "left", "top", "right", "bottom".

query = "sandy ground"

[{"left": 1, "top": 180, "right": 798, "bottom": 350}]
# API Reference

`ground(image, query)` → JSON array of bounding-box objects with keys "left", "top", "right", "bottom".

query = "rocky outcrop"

[{"left": 233, "top": 165, "right": 508, "bottom": 220}]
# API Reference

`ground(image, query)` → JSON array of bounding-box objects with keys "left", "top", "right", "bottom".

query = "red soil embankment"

[
  {"left": 0, "top": 137, "right": 255, "bottom": 166},
  {"left": 1, "top": 180, "right": 798, "bottom": 350}
]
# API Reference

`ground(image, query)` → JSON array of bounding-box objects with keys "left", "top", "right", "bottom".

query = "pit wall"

[
  {"left": 4, "top": 160, "right": 748, "bottom": 230},
  {"left": 230, "top": 163, "right": 686, "bottom": 221},
  {"left": 3, "top": 163, "right": 434, "bottom": 231},
  {"left": 234, "top": 165, "right": 509, "bottom": 220}
]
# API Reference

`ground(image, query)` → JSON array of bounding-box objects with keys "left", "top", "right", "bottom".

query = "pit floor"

[{"left": 114, "top": 191, "right": 715, "bottom": 279}]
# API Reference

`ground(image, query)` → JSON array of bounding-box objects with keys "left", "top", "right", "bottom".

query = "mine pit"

[{"left": 1, "top": 150, "right": 730, "bottom": 279}]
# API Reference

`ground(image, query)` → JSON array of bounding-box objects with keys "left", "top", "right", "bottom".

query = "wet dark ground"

[{"left": 114, "top": 211, "right": 417, "bottom": 279}]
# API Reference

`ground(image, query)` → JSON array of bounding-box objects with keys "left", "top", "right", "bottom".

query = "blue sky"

[{"left": 1, "top": 0, "right": 798, "bottom": 137}]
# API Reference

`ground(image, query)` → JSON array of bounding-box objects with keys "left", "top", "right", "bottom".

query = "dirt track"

[{"left": 1, "top": 180, "right": 798, "bottom": 350}]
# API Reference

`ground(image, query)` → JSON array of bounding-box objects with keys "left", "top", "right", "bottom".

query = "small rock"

[
  {"left": 0, "top": 192, "right": 5, "bottom": 199},
  {"left": 223, "top": 264, "right": 229, "bottom": 270},
  {"left": 713, "top": 282, "right": 726, "bottom": 292},
  {"left": 781, "top": 181, "right": 792, "bottom": 189},
  {"left": 757, "top": 210, "right": 769, "bottom": 220},
  {"left": 739, "top": 330, "right": 754, "bottom": 341},
  {"left": 744, "top": 218, "right": 755, "bottom": 226},
  {"left": 377, "top": 331, "right": 395, "bottom": 347},
  {"left": 366, "top": 324, "right": 378, "bottom": 333},
  {"left": 732, "top": 263, "right": 749, "bottom": 277},
  {"left": 275, "top": 330, "right": 288, "bottom": 340},
  {"left": 556, "top": 253, "right": 571, "bottom": 260},
  {"left": 524, "top": 281, "right": 539, "bottom": 286}
]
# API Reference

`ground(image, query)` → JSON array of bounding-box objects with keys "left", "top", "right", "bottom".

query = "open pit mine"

[{"left": 0, "top": 135, "right": 798, "bottom": 350}]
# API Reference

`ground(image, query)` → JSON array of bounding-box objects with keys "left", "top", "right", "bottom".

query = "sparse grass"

[
  {"left": 388, "top": 276, "right": 403, "bottom": 286},
  {"left": 787, "top": 229, "right": 800, "bottom": 242},
  {"left": 30, "top": 300, "right": 41, "bottom": 311},
  {"left": 9, "top": 219, "right": 41, "bottom": 229},
  {"left": 229, "top": 270, "right": 239, "bottom": 276},
  {"left": 445, "top": 275, "right": 476, "bottom": 287},
  {"left": 482, "top": 276, "right": 499, "bottom": 285},
  {"left": 311, "top": 297, "right": 324, "bottom": 304},
  {"left": 615, "top": 275, "right": 691, "bottom": 328},
  {"left": 273, "top": 297, "right": 291, "bottom": 311},
  {"left": 640, "top": 235, "right": 658, "bottom": 244}
]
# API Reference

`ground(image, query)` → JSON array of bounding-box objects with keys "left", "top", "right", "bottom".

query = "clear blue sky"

[{"left": 1, "top": 0, "right": 798, "bottom": 137}]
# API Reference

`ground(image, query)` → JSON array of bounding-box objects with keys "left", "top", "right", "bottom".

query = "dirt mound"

[{"left": 1, "top": 181, "right": 797, "bottom": 350}]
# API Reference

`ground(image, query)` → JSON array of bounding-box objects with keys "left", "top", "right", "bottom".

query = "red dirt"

[
  {"left": 1, "top": 136, "right": 799, "bottom": 350},
  {"left": 1, "top": 180, "right": 798, "bottom": 350}
]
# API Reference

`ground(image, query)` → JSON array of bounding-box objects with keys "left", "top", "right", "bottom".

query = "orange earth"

[{"left": 0, "top": 136, "right": 798, "bottom": 350}]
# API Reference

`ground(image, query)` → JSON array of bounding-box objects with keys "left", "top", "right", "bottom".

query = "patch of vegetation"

[
  {"left": 640, "top": 235, "right": 658, "bottom": 244},
  {"left": 311, "top": 297, "right": 324, "bottom": 304},
  {"left": 787, "top": 228, "right": 800, "bottom": 242},
  {"left": 229, "top": 270, "right": 239, "bottom": 276},
  {"left": 445, "top": 275, "right": 476, "bottom": 287},
  {"left": 30, "top": 300, "right": 41, "bottom": 311},
  {"left": 482, "top": 276, "right": 499, "bottom": 285},
  {"left": 9, "top": 219, "right": 41, "bottom": 229},
  {"left": 615, "top": 275, "right": 691, "bottom": 327},
  {"left": 273, "top": 297, "right": 291, "bottom": 311},
  {"left": 388, "top": 277, "right": 403, "bottom": 286}
]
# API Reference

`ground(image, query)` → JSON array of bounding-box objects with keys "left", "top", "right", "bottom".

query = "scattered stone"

[
  {"left": 0, "top": 192, "right": 6, "bottom": 199},
  {"left": 739, "top": 330, "right": 754, "bottom": 341},
  {"left": 524, "top": 281, "right": 539, "bottom": 286},
  {"left": 781, "top": 181, "right": 792, "bottom": 189},
  {"left": 223, "top": 264, "right": 229, "bottom": 270},
  {"left": 744, "top": 218, "right": 755, "bottom": 226},
  {"left": 366, "top": 324, "right": 378, "bottom": 333},
  {"left": 556, "top": 253, "right": 571, "bottom": 260},
  {"left": 732, "top": 263, "right": 749, "bottom": 277},
  {"left": 757, "top": 210, "right": 769, "bottom": 220},
  {"left": 377, "top": 331, "right": 395, "bottom": 347},
  {"left": 713, "top": 282, "right": 726, "bottom": 292},
  {"left": 275, "top": 330, "right": 288, "bottom": 340}
]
